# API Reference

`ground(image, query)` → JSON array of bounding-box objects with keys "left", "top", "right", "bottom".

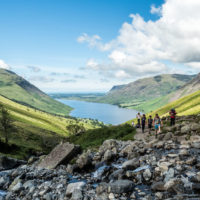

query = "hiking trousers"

[
  {"left": 170, "top": 118, "right": 175, "bottom": 126},
  {"left": 142, "top": 123, "right": 145, "bottom": 133}
]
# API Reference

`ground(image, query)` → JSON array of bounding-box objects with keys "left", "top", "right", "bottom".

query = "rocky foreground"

[{"left": 1, "top": 115, "right": 200, "bottom": 200}]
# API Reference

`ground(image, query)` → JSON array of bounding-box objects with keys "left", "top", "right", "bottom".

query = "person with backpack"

[
  {"left": 169, "top": 108, "right": 177, "bottom": 126},
  {"left": 153, "top": 114, "right": 161, "bottom": 138},
  {"left": 136, "top": 112, "right": 141, "bottom": 128},
  {"left": 141, "top": 114, "right": 146, "bottom": 133},
  {"left": 148, "top": 115, "right": 153, "bottom": 134}
]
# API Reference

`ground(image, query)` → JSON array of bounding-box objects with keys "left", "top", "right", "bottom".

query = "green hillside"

[
  {"left": 94, "top": 74, "right": 195, "bottom": 112},
  {"left": 126, "top": 90, "right": 200, "bottom": 125},
  {"left": 0, "top": 69, "right": 72, "bottom": 116},
  {"left": 0, "top": 95, "right": 104, "bottom": 159},
  {"left": 149, "top": 90, "right": 200, "bottom": 117}
]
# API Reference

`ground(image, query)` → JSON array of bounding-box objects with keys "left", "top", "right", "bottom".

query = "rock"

[
  {"left": 0, "top": 156, "right": 26, "bottom": 170},
  {"left": 190, "top": 123, "right": 200, "bottom": 131},
  {"left": 191, "top": 142, "right": 200, "bottom": 148},
  {"left": 164, "top": 168, "right": 175, "bottom": 183},
  {"left": 27, "top": 156, "right": 38, "bottom": 165},
  {"left": 163, "top": 132, "right": 173, "bottom": 141},
  {"left": 103, "top": 150, "right": 115, "bottom": 162},
  {"left": 157, "top": 162, "right": 172, "bottom": 173},
  {"left": 76, "top": 151, "right": 93, "bottom": 170},
  {"left": 66, "top": 181, "right": 86, "bottom": 196},
  {"left": 151, "top": 182, "right": 165, "bottom": 191},
  {"left": 96, "top": 182, "right": 109, "bottom": 194},
  {"left": 37, "top": 142, "right": 81, "bottom": 169},
  {"left": 142, "top": 168, "right": 152, "bottom": 182},
  {"left": 11, "top": 182, "right": 23, "bottom": 193},
  {"left": 109, "top": 169, "right": 124, "bottom": 180},
  {"left": 181, "top": 125, "right": 191, "bottom": 134},
  {"left": 122, "top": 158, "right": 140, "bottom": 170},
  {"left": 155, "top": 192, "right": 163, "bottom": 200},
  {"left": 108, "top": 180, "right": 134, "bottom": 194},
  {"left": 71, "top": 189, "right": 83, "bottom": 200}
]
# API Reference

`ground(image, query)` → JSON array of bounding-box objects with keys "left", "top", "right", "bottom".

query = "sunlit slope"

[
  {"left": 0, "top": 95, "right": 103, "bottom": 158},
  {"left": 150, "top": 90, "right": 200, "bottom": 117},
  {"left": 126, "top": 90, "right": 200, "bottom": 124},
  {"left": 0, "top": 69, "right": 72, "bottom": 115}
]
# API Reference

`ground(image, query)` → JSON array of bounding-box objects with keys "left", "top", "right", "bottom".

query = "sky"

[{"left": 0, "top": 0, "right": 200, "bottom": 93}]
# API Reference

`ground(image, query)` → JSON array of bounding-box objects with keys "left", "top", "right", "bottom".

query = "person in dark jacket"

[
  {"left": 169, "top": 108, "right": 177, "bottom": 126},
  {"left": 141, "top": 114, "right": 146, "bottom": 133},
  {"left": 148, "top": 115, "right": 153, "bottom": 134}
]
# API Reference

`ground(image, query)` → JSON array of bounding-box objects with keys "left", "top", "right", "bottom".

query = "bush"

[{"left": 68, "top": 124, "right": 136, "bottom": 150}]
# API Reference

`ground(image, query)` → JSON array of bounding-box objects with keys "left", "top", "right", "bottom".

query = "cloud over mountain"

[
  {"left": 0, "top": 60, "right": 10, "bottom": 69},
  {"left": 79, "top": 0, "right": 200, "bottom": 79}
]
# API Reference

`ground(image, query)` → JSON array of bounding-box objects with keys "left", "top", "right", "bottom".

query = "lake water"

[{"left": 58, "top": 99, "right": 139, "bottom": 125}]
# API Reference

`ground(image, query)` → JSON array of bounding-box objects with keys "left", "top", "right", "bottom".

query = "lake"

[{"left": 57, "top": 99, "right": 139, "bottom": 125}]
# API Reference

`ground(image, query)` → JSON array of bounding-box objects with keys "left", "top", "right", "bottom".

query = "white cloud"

[
  {"left": 27, "top": 65, "right": 41, "bottom": 72},
  {"left": 0, "top": 60, "right": 10, "bottom": 69},
  {"left": 86, "top": 59, "right": 99, "bottom": 70},
  {"left": 150, "top": 4, "right": 161, "bottom": 15},
  {"left": 77, "top": 33, "right": 113, "bottom": 51},
  {"left": 79, "top": 0, "right": 200, "bottom": 79}
]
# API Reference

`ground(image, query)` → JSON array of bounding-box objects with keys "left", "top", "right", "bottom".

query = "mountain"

[
  {"left": 96, "top": 74, "right": 196, "bottom": 112},
  {"left": 0, "top": 69, "right": 72, "bottom": 116},
  {"left": 0, "top": 94, "right": 104, "bottom": 159},
  {"left": 169, "top": 73, "right": 200, "bottom": 102}
]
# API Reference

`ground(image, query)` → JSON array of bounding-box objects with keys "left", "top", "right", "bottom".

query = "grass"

[
  {"left": 0, "top": 95, "right": 104, "bottom": 159},
  {"left": 126, "top": 90, "right": 200, "bottom": 125},
  {"left": 68, "top": 124, "right": 136, "bottom": 150},
  {"left": 0, "top": 69, "right": 72, "bottom": 116}
]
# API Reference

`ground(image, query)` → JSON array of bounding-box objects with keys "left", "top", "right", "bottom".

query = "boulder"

[
  {"left": 76, "top": 151, "right": 93, "bottom": 170},
  {"left": 122, "top": 158, "right": 140, "bottom": 170},
  {"left": 103, "top": 150, "right": 115, "bottom": 162},
  {"left": 37, "top": 142, "right": 81, "bottom": 169},
  {"left": 0, "top": 156, "right": 26, "bottom": 171},
  {"left": 142, "top": 168, "right": 152, "bottom": 182},
  {"left": 181, "top": 125, "right": 191, "bottom": 134},
  {"left": 108, "top": 180, "right": 134, "bottom": 194},
  {"left": 66, "top": 181, "right": 86, "bottom": 196},
  {"left": 151, "top": 182, "right": 165, "bottom": 191}
]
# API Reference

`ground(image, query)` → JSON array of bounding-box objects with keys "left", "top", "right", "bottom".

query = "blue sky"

[{"left": 0, "top": 0, "right": 199, "bottom": 92}]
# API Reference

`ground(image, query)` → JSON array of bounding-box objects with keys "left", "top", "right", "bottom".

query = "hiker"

[
  {"left": 136, "top": 112, "right": 141, "bottom": 128},
  {"left": 148, "top": 115, "right": 153, "bottom": 134},
  {"left": 132, "top": 121, "right": 135, "bottom": 127},
  {"left": 141, "top": 114, "right": 146, "bottom": 133},
  {"left": 169, "top": 108, "right": 177, "bottom": 126},
  {"left": 153, "top": 114, "right": 161, "bottom": 138}
]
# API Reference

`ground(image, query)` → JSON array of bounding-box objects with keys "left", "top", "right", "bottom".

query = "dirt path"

[{"left": 134, "top": 126, "right": 157, "bottom": 143}]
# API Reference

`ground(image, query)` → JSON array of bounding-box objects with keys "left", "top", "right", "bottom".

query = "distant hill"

[
  {"left": 96, "top": 74, "right": 196, "bottom": 112},
  {"left": 0, "top": 69, "right": 72, "bottom": 116}
]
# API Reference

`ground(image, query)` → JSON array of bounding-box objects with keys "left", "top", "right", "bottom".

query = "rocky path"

[{"left": 1, "top": 115, "right": 200, "bottom": 200}]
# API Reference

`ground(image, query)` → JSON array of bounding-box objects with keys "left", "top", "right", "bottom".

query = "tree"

[
  {"left": 0, "top": 105, "right": 13, "bottom": 144},
  {"left": 66, "top": 124, "right": 85, "bottom": 136}
]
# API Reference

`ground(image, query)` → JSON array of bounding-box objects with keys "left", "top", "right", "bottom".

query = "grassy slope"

[
  {"left": 149, "top": 90, "right": 200, "bottom": 117},
  {"left": 127, "top": 90, "right": 200, "bottom": 125},
  {"left": 0, "top": 69, "right": 72, "bottom": 116},
  {"left": 68, "top": 124, "right": 136, "bottom": 150},
  {"left": 0, "top": 95, "right": 104, "bottom": 159}
]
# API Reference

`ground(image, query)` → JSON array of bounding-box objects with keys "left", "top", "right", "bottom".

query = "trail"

[{"left": 134, "top": 126, "right": 158, "bottom": 144}]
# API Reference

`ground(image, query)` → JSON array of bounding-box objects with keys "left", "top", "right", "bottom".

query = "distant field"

[{"left": 49, "top": 92, "right": 105, "bottom": 102}]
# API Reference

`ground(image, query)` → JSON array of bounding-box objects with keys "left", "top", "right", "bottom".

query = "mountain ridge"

[{"left": 0, "top": 69, "right": 72, "bottom": 116}]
